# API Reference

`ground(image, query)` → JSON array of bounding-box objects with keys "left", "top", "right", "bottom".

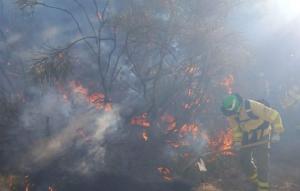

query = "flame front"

[
  {"left": 70, "top": 81, "right": 88, "bottom": 96},
  {"left": 221, "top": 128, "right": 234, "bottom": 155},
  {"left": 69, "top": 81, "right": 112, "bottom": 111},
  {"left": 208, "top": 128, "right": 234, "bottom": 156}
]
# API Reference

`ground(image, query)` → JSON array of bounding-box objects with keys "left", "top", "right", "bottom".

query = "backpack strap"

[
  {"left": 243, "top": 100, "right": 271, "bottom": 143},
  {"left": 244, "top": 100, "right": 259, "bottom": 120},
  {"left": 235, "top": 100, "right": 258, "bottom": 124}
]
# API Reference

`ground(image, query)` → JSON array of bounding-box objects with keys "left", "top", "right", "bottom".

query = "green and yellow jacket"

[{"left": 227, "top": 99, "right": 284, "bottom": 144}]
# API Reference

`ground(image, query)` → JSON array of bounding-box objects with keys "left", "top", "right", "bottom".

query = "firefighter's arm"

[
  {"left": 251, "top": 102, "right": 284, "bottom": 135},
  {"left": 227, "top": 116, "right": 242, "bottom": 143}
]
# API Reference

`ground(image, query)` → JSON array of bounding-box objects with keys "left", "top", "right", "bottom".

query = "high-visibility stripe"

[
  {"left": 249, "top": 173, "right": 257, "bottom": 181},
  {"left": 257, "top": 180, "right": 269, "bottom": 190},
  {"left": 258, "top": 188, "right": 269, "bottom": 191},
  {"left": 228, "top": 99, "right": 237, "bottom": 111}
]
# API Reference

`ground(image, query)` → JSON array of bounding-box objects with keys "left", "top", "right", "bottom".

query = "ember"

[
  {"left": 48, "top": 186, "right": 56, "bottom": 191},
  {"left": 70, "top": 81, "right": 88, "bottom": 96},
  {"left": 65, "top": 81, "right": 112, "bottom": 111},
  {"left": 187, "top": 88, "right": 193, "bottom": 96},
  {"left": 142, "top": 131, "right": 149, "bottom": 141},
  {"left": 182, "top": 98, "right": 201, "bottom": 110},
  {"left": 166, "top": 140, "right": 190, "bottom": 148},
  {"left": 24, "top": 176, "right": 30, "bottom": 191},
  {"left": 8, "top": 176, "right": 16, "bottom": 191},
  {"left": 208, "top": 128, "right": 234, "bottom": 156},
  {"left": 89, "top": 92, "right": 105, "bottom": 107},
  {"left": 130, "top": 113, "right": 150, "bottom": 128},
  {"left": 220, "top": 74, "right": 234, "bottom": 94},
  {"left": 161, "top": 114, "right": 177, "bottom": 131},
  {"left": 2, "top": 1, "right": 299, "bottom": 191},
  {"left": 157, "top": 167, "right": 173, "bottom": 181},
  {"left": 179, "top": 123, "right": 199, "bottom": 138}
]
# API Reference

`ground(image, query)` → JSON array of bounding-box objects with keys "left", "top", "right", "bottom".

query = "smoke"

[{"left": 18, "top": 88, "right": 120, "bottom": 176}]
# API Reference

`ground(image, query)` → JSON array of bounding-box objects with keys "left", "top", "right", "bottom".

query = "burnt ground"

[
  {"left": 270, "top": 129, "right": 300, "bottom": 191},
  {"left": 29, "top": 173, "right": 192, "bottom": 191},
  {"left": 2, "top": 130, "right": 299, "bottom": 191},
  {"left": 63, "top": 129, "right": 300, "bottom": 191},
  {"left": 192, "top": 129, "right": 300, "bottom": 191}
]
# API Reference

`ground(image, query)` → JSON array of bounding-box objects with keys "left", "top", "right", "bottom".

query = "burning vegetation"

[{"left": 1, "top": 0, "right": 300, "bottom": 191}]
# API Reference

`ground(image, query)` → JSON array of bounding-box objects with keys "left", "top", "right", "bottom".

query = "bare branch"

[
  {"left": 72, "top": 0, "right": 97, "bottom": 36},
  {"left": 27, "top": 1, "right": 98, "bottom": 55}
]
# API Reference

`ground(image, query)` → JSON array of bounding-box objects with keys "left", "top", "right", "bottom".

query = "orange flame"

[
  {"left": 183, "top": 103, "right": 191, "bottom": 110},
  {"left": 208, "top": 128, "right": 234, "bottom": 156},
  {"left": 48, "top": 186, "right": 56, "bottom": 191},
  {"left": 89, "top": 92, "right": 112, "bottom": 111},
  {"left": 179, "top": 123, "right": 199, "bottom": 138},
  {"left": 157, "top": 167, "right": 173, "bottom": 181},
  {"left": 55, "top": 83, "right": 70, "bottom": 103},
  {"left": 221, "top": 129, "right": 234, "bottom": 155},
  {"left": 8, "top": 176, "right": 15, "bottom": 191},
  {"left": 131, "top": 113, "right": 150, "bottom": 128},
  {"left": 62, "top": 94, "right": 69, "bottom": 102},
  {"left": 70, "top": 81, "right": 88, "bottom": 96},
  {"left": 166, "top": 140, "right": 190, "bottom": 148},
  {"left": 187, "top": 88, "right": 193, "bottom": 96},
  {"left": 166, "top": 141, "right": 181, "bottom": 148},
  {"left": 164, "top": 122, "right": 208, "bottom": 149},
  {"left": 68, "top": 81, "right": 112, "bottom": 111},
  {"left": 183, "top": 98, "right": 201, "bottom": 110},
  {"left": 24, "top": 176, "right": 30, "bottom": 191},
  {"left": 161, "top": 114, "right": 176, "bottom": 131},
  {"left": 221, "top": 74, "right": 234, "bottom": 94},
  {"left": 142, "top": 131, "right": 149, "bottom": 141},
  {"left": 89, "top": 92, "right": 105, "bottom": 106}
]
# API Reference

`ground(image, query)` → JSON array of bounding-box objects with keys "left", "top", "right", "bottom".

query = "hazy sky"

[
  {"left": 228, "top": 0, "right": 300, "bottom": 98},
  {"left": 230, "top": 0, "right": 300, "bottom": 45}
]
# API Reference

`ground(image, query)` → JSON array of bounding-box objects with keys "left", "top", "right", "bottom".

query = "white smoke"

[{"left": 19, "top": 88, "right": 120, "bottom": 175}]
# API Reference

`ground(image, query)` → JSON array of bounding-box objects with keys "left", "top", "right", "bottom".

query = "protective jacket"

[{"left": 227, "top": 99, "right": 284, "bottom": 144}]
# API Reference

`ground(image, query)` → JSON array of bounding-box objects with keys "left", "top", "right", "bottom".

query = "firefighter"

[{"left": 221, "top": 94, "right": 284, "bottom": 191}]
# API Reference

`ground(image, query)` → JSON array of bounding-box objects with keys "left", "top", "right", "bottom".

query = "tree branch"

[
  {"left": 35, "top": 2, "right": 97, "bottom": 55},
  {"left": 73, "top": 0, "right": 97, "bottom": 36}
]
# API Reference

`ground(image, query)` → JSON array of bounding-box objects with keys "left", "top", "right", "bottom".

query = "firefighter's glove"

[
  {"left": 271, "top": 134, "right": 280, "bottom": 142},
  {"left": 233, "top": 142, "right": 242, "bottom": 152}
]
